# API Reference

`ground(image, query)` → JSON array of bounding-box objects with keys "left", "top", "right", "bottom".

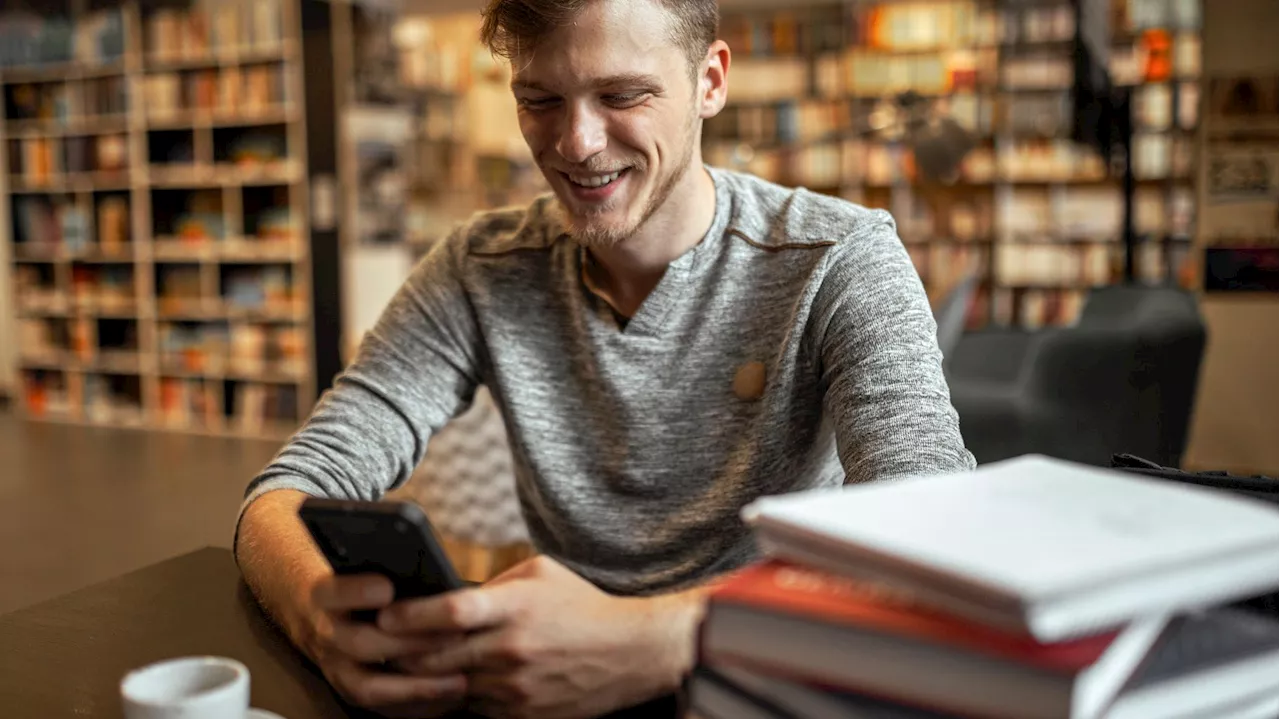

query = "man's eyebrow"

[
  {"left": 511, "top": 80, "right": 552, "bottom": 93},
  {"left": 591, "top": 73, "right": 663, "bottom": 89},
  {"left": 511, "top": 74, "right": 664, "bottom": 92}
]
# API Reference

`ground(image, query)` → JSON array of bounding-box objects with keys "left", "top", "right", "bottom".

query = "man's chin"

[
  {"left": 568, "top": 221, "right": 633, "bottom": 250},
  {"left": 554, "top": 201, "right": 632, "bottom": 247}
]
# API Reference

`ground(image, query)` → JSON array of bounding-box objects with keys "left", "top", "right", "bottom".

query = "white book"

[{"left": 742, "top": 455, "right": 1279, "bottom": 642}]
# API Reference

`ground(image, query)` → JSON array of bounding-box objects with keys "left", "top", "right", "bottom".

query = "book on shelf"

[
  {"left": 234, "top": 382, "right": 266, "bottom": 431},
  {"left": 742, "top": 455, "right": 1279, "bottom": 643},
  {"left": 225, "top": 129, "right": 289, "bottom": 170},
  {"left": 160, "top": 322, "right": 229, "bottom": 375},
  {"left": 13, "top": 196, "right": 90, "bottom": 254},
  {"left": 9, "top": 134, "right": 124, "bottom": 181},
  {"left": 146, "top": 0, "right": 282, "bottom": 62},
  {"left": 996, "top": 140, "right": 1107, "bottom": 182},
  {"left": 1001, "top": 55, "right": 1072, "bottom": 90},
  {"left": 226, "top": 324, "right": 305, "bottom": 377},
  {"left": 96, "top": 195, "right": 130, "bottom": 251},
  {"left": 82, "top": 374, "right": 143, "bottom": 425},
  {"left": 19, "top": 318, "right": 65, "bottom": 362},
  {"left": 163, "top": 189, "right": 226, "bottom": 241},
  {"left": 700, "top": 561, "right": 1167, "bottom": 719},
  {"left": 1127, "top": 0, "right": 1201, "bottom": 32},
  {"left": 83, "top": 75, "right": 129, "bottom": 117},
  {"left": 21, "top": 370, "right": 70, "bottom": 418},
  {"left": 233, "top": 381, "right": 298, "bottom": 432},
  {"left": 5, "top": 81, "right": 76, "bottom": 125},
  {"left": 726, "top": 57, "right": 808, "bottom": 104},
  {"left": 0, "top": 8, "right": 124, "bottom": 69},
  {"left": 719, "top": 11, "right": 812, "bottom": 59},
  {"left": 156, "top": 265, "right": 205, "bottom": 314},
  {"left": 68, "top": 316, "right": 94, "bottom": 361},
  {"left": 229, "top": 325, "right": 267, "bottom": 375},
  {"left": 16, "top": 136, "right": 61, "bottom": 182},
  {"left": 159, "top": 378, "right": 221, "bottom": 429},
  {"left": 143, "top": 74, "right": 182, "bottom": 119},
  {"left": 222, "top": 265, "right": 296, "bottom": 314},
  {"left": 395, "top": 15, "right": 478, "bottom": 93},
  {"left": 994, "top": 244, "right": 1112, "bottom": 289},
  {"left": 14, "top": 265, "right": 64, "bottom": 313},
  {"left": 1004, "top": 92, "right": 1071, "bottom": 136},
  {"left": 991, "top": 288, "right": 1089, "bottom": 329},
  {"left": 144, "top": 66, "right": 286, "bottom": 120}
]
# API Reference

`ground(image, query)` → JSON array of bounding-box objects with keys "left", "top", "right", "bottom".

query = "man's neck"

[{"left": 585, "top": 164, "right": 716, "bottom": 318}]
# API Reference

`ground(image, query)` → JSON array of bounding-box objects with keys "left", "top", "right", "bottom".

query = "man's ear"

[{"left": 698, "top": 39, "right": 731, "bottom": 119}]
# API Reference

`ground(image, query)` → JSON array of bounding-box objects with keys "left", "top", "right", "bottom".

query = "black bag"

[{"left": 1110, "top": 454, "right": 1278, "bottom": 617}]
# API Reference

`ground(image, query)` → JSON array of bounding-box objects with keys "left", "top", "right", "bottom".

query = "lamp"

[{"left": 880, "top": 88, "right": 977, "bottom": 184}]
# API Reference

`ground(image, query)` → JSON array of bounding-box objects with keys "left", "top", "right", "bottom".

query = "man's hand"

[
  {"left": 379, "top": 556, "right": 707, "bottom": 719},
  {"left": 300, "top": 572, "right": 470, "bottom": 718}
]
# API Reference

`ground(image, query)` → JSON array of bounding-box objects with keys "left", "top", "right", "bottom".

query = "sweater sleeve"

[
  {"left": 814, "top": 211, "right": 975, "bottom": 483},
  {"left": 237, "top": 229, "right": 483, "bottom": 522}
]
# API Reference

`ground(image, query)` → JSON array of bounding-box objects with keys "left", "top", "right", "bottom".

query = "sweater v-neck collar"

[{"left": 578, "top": 168, "right": 731, "bottom": 337}]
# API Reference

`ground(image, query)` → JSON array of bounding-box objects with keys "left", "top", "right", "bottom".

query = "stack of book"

[{"left": 691, "top": 456, "right": 1280, "bottom": 719}]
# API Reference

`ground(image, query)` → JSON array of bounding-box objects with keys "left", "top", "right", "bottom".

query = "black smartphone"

[{"left": 299, "top": 498, "right": 464, "bottom": 621}]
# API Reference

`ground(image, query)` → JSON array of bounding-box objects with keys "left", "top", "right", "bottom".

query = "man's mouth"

[{"left": 565, "top": 169, "right": 628, "bottom": 188}]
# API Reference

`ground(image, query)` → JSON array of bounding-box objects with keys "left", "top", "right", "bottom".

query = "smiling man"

[{"left": 235, "top": 0, "right": 973, "bottom": 717}]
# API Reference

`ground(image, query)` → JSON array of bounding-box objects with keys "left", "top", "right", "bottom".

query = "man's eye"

[
  {"left": 602, "top": 93, "right": 648, "bottom": 108},
  {"left": 518, "top": 97, "right": 559, "bottom": 110}
]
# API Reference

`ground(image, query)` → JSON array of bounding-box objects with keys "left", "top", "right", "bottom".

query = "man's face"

[{"left": 510, "top": 0, "right": 703, "bottom": 248}]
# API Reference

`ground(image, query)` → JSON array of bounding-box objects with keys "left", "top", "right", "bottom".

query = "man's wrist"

[
  {"left": 236, "top": 490, "right": 330, "bottom": 657},
  {"left": 629, "top": 586, "right": 714, "bottom": 693}
]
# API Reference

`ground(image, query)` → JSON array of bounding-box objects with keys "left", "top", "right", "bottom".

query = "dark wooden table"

[
  {"left": 0, "top": 548, "right": 353, "bottom": 718},
  {"left": 0, "top": 547, "right": 680, "bottom": 718}
]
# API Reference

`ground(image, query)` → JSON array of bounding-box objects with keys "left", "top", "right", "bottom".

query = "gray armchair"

[
  {"left": 934, "top": 273, "right": 980, "bottom": 365},
  {"left": 947, "top": 285, "right": 1207, "bottom": 468}
]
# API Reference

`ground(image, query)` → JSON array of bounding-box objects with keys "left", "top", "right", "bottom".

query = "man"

[{"left": 235, "top": 0, "right": 974, "bottom": 717}]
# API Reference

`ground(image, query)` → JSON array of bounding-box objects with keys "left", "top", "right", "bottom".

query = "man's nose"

[{"left": 556, "top": 102, "right": 607, "bottom": 164}]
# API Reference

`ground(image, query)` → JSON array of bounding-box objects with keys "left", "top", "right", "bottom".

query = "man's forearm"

[{"left": 236, "top": 489, "right": 331, "bottom": 650}]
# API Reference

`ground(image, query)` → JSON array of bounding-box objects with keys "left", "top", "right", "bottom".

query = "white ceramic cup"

[{"left": 121, "top": 656, "right": 250, "bottom": 719}]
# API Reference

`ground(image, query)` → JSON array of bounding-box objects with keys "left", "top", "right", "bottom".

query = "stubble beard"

[{"left": 553, "top": 115, "right": 700, "bottom": 251}]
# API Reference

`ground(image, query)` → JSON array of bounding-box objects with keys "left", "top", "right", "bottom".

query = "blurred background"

[{"left": 0, "top": 0, "right": 1274, "bottom": 609}]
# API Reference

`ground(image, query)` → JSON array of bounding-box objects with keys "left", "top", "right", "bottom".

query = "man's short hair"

[{"left": 480, "top": 0, "right": 719, "bottom": 74}]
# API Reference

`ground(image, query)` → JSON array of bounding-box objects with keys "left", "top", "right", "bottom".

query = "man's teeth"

[{"left": 569, "top": 171, "right": 622, "bottom": 188}]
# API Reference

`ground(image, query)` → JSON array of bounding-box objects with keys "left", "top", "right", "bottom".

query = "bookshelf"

[
  {"left": 2, "top": 0, "right": 315, "bottom": 437},
  {"left": 705, "top": 0, "right": 1202, "bottom": 329},
  {"left": 394, "top": 13, "right": 548, "bottom": 250}
]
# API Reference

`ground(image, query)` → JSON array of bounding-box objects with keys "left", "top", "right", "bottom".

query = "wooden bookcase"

[
  {"left": 705, "top": 0, "right": 1201, "bottom": 329},
  {"left": 1, "top": 0, "right": 317, "bottom": 437}
]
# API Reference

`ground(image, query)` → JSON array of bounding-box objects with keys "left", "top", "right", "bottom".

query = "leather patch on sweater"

[{"left": 733, "top": 361, "right": 767, "bottom": 400}]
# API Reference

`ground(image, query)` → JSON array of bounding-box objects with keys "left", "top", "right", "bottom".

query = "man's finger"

[
  {"left": 327, "top": 658, "right": 467, "bottom": 709},
  {"left": 398, "top": 628, "right": 519, "bottom": 675},
  {"left": 466, "top": 670, "right": 525, "bottom": 703},
  {"left": 327, "top": 620, "right": 451, "bottom": 663},
  {"left": 377, "top": 582, "right": 523, "bottom": 634},
  {"left": 312, "top": 574, "right": 395, "bottom": 611}
]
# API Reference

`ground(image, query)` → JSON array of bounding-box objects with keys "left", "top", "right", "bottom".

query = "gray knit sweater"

[{"left": 241, "top": 167, "right": 974, "bottom": 595}]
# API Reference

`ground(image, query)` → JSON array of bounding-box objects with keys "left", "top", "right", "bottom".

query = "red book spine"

[{"left": 709, "top": 561, "right": 1115, "bottom": 671}]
